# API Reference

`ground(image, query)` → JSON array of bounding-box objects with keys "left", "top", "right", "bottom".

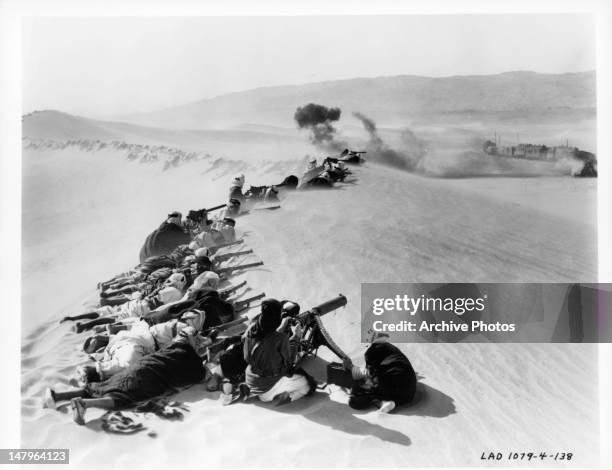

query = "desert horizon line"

[{"left": 22, "top": 69, "right": 596, "bottom": 119}]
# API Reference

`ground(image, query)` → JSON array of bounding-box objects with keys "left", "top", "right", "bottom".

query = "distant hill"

[
  {"left": 116, "top": 71, "right": 596, "bottom": 129},
  {"left": 22, "top": 110, "right": 302, "bottom": 145}
]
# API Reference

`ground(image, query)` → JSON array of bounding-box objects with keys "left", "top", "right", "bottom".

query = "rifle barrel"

[
  {"left": 214, "top": 250, "right": 253, "bottom": 261},
  {"left": 203, "top": 316, "right": 248, "bottom": 335},
  {"left": 219, "top": 280, "right": 247, "bottom": 297},
  {"left": 217, "top": 261, "right": 263, "bottom": 274},
  {"left": 207, "top": 203, "right": 227, "bottom": 212},
  {"left": 234, "top": 292, "right": 266, "bottom": 308},
  {"left": 209, "top": 238, "right": 244, "bottom": 253},
  {"left": 298, "top": 294, "right": 347, "bottom": 320},
  {"left": 202, "top": 292, "right": 265, "bottom": 334}
]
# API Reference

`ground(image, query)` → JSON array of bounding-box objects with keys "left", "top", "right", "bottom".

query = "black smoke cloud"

[
  {"left": 352, "top": 112, "right": 426, "bottom": 171},
  {"left": 294, "top": 103, "right": 347, "bottom": 151}
]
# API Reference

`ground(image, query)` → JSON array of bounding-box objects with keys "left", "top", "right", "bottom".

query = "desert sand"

[{"left": 20, "top": 113, "right": 599, "bottom": 468}]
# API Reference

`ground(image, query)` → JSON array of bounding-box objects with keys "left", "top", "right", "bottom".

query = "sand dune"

[
  {"left": 21, "top": 135, "right": 599, "bottom": 467},
  {"left": 23, "top": 110, "right": 311, "bottom": 161}
]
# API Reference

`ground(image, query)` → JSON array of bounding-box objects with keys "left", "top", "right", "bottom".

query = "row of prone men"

[
  {"left": 137, "top": 171, "right": 295, "bottom": 265},
  {"left": 46, "top": 292, "right": 418, "bottom": 425},
  {"left": 44, "top": 169, "right": 417, "bottom": 425},
  {"left": 48, "top": 201, "right": 272, "bottom": 423}
]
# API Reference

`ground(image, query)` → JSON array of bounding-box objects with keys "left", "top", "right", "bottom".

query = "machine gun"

[
  {"left": 203, "top": 294, "right": 351, "bottom": 389},
  {"left": 285, "top": 294, "right": 355, "bottom": 388},
  {"left": 281, "top": 294, "right": 349, "bottom": 361},
  {"left": 185, "top": 204, "right": 227, "bottom": 230},
  {"left": 203, "top": 294, "right": 349, "bottom": 357}
]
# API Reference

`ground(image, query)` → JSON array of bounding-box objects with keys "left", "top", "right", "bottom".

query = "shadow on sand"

[
  {"left": 254, "top": 392, "right": 411, "bottom": 446},
  {"left": 46, "top": 378, "right": 456, "bottom": 442},
  {"left": 395, "top": 382, "right": 457, "bottom": 419},
  {"left": 251, "top": 381, "right": 456, "bottom": 447}
]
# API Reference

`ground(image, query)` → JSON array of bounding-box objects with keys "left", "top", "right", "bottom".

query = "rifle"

[
  {"left": 233, "top": 292, "right": 266, "bottom": 313},
  {"left": 219, "top": 280, "right": 247, "bottom": 300},
  {"left": 213, "top": 250, "right": 253, "bottom": 263},
  {"left": 208, "top": 238, "right": 244, "bottom": 254},
  {"left": 207, "top": 203, "right": 227, "bottom": 212},
  {"left": 216, "top": 261, "right": 264, "bottom": 275}
]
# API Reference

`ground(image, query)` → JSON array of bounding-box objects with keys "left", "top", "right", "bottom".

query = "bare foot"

[
  {"left": 42, "top": 388, "right": 56, "bottom": 410},
  {"left": 273, "top": 391, "right": 292, "bottom": 406},
  {"left": 378, "top": 400, "right": 396, "bottom": 414}
]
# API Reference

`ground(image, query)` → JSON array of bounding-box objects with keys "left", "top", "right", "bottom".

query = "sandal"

[{"left": 70, "top": 398, "right": 86, "bottom": 425}]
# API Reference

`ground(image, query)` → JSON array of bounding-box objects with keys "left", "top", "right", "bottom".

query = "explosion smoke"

[
  {"left": 294, "top": 103, "right": 347, "bottom": 151},
  {"left": 352, "top": 112, "right": 426, "bottom": 171}
]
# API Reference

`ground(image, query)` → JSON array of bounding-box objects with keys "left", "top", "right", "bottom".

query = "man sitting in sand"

[
  {"left": 343, "top": 333, "right": 417, "bottom": 413},
  {"left": 223, "top": 298, "right": 313, "bottom": 405}
]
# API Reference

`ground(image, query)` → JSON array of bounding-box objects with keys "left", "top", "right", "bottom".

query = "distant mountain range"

[
  {"left": 116, "top": 71, "right": 596, "bottom": 129},
  {"left": 23, "top": 71, "right": 596, "bottom": 134}
]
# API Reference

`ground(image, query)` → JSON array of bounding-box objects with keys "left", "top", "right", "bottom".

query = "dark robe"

[
  {"left": 84, "top": 341, "right": 205, "bottom": 408},
  {"left": 191, "top": 289, "right": 234, "bottom": 330},
  {"left": 139, "top": 222, "right": 191, "bottom": 264},
  {"left": 141, "top": 289, "right": 233, "bottom": 331},
  {"left": 349, "top": 342, "right": 417, "bottom": 410}
]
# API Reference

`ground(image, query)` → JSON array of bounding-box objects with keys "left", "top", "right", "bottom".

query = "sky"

[{"left": 22, "top": 14, "right": 596, "bottom": 118}]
